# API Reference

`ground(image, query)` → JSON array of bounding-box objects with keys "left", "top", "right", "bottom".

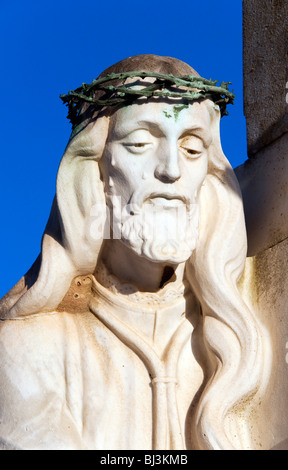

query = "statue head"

[
  {"left": 0, "top": 54, "right": 267, "bottom": 450},
  {"left": 58, "top": 55, "right": 234, "bottom": 273}
]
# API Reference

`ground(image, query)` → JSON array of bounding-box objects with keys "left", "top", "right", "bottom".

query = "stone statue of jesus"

[{"left": 0, "top": 54, "right": 269, "bottom": 450}]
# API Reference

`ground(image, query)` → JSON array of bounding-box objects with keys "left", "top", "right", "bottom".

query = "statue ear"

[{"left": 0, "top": 116, "right": 109, "bottom": 319}]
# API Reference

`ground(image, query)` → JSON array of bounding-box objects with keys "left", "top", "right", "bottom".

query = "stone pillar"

[
  {"left": 243, "top": 0, "right": 288, "bottom": 158},
  {"left": 235, "top": 0, "right": 288, "bottom": 450}
]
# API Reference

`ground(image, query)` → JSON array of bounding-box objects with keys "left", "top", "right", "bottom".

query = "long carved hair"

[{"left": 0, "top": 55, "right": 269, "bottom": 450}]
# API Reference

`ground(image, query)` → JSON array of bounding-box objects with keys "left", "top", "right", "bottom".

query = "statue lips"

[{"left": 145, "top": 193, "right": 189, "bottom": 208}]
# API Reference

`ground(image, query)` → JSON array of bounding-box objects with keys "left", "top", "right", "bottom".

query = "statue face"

[{"left": 100, "top": 99, "right": 212, "bottom": 263}]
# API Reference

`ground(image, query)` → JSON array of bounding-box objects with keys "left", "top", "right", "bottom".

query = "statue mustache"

[{"left": 127, "top": 188, "right": 195, "bottom": 215}]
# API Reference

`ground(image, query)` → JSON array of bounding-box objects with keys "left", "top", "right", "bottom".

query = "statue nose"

[{"left": 154, "top": 147, "right": 181, "bottom": 183}]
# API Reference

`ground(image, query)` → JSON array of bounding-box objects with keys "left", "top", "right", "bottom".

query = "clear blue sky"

[{"left": 0, "top": 0, "right": 247, "bottom": 299}]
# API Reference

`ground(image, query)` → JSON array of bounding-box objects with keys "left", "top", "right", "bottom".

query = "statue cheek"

[{"left": 184, "top": 158, "right": 207, "bottom": 191}]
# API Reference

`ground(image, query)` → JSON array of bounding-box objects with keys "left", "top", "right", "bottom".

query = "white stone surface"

[
  {"left": 235, "top": 132, "right": 288, "bottom": 257},
  {"left": 239, "top": 239, "right": 288, "bottom": 450},
  {"left": 235, "top": 132, "right": 288, "bottom": 450}
]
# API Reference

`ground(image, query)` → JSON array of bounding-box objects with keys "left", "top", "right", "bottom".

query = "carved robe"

[{"left": 0, "top": 272, "right": 203, "bottom": 450}]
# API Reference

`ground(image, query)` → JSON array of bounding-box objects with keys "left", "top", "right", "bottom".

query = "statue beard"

[{"left": 107, "top": 193, "right": 199, "bottom": 264}]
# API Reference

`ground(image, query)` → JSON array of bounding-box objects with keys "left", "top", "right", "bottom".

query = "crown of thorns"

[{"left": 60, "top": 71, "right": 235, "bottom": 127}]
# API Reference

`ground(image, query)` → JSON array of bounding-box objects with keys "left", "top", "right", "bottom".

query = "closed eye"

[
  {"left": 185, "top": 148, "right": 199, "bottom": 155},
  {"left": 123, "top": 142, "right": 153, "bottom": 153},
  {"left": 130, "top": 143, "right": 148, "bottom": 147},
  {"left": 124, "top": 143, "right": 150, "bottom": 147},
  {"left": 181, "top": 147, "right": 202, "bottom": 158}
]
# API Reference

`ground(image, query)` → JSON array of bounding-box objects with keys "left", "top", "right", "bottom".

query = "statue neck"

[{"left": 98, "top": 239, "right": 186, "bottom": 293}]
